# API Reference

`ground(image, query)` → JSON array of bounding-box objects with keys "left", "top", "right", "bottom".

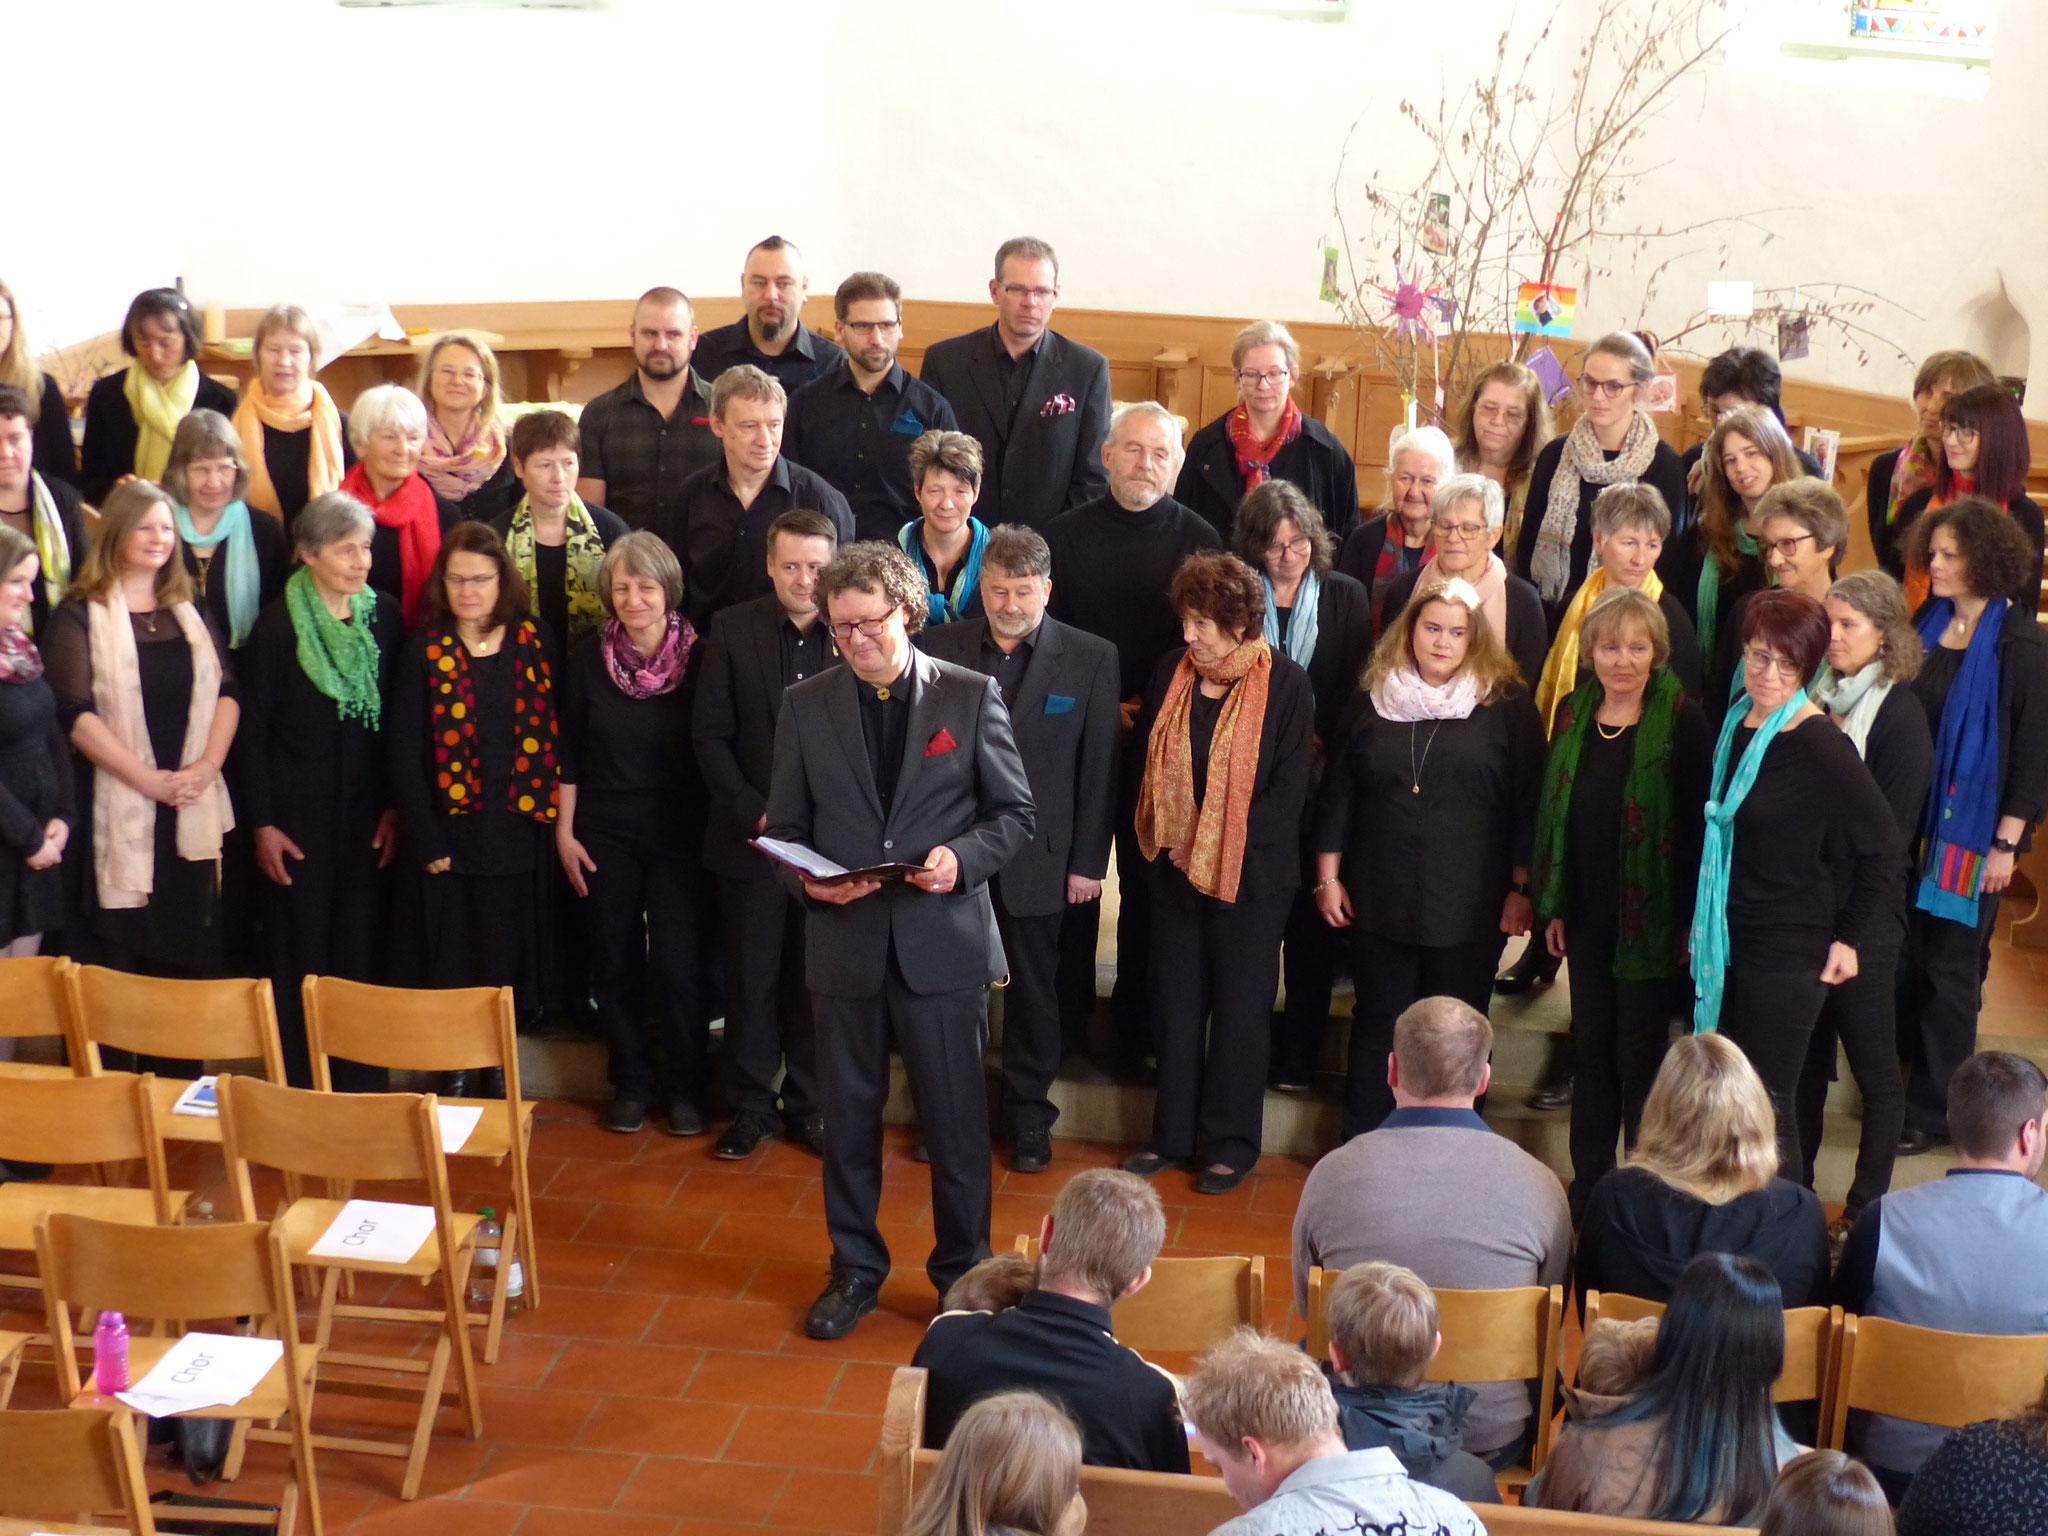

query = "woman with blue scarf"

[
  {"left": 162, "top": 411, "right": 288, "bottom": 650},
  {"left": 1231, "top": 478, "right": 1370, "bottom": 1091},
  {"left": 1896, "top": 499, "right": 2048, "bottom": 1155},
  {"left": 1689, "top": 590, "right": 1897, "bottom": 1175},
  {"left": 898, "top": 429, "right": 988, "bottom": 625}
]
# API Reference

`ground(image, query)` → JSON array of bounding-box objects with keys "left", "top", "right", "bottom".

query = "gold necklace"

[
  {"left": 1596, "top": 719, "right": 1628, "bottom": 740},
  {"left": 1410, "top": 722, "right": 1442, "bottom": 794}
]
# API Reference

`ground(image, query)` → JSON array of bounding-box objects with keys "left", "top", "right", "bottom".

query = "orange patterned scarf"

[{"left": 1135, "top": 636, "right": 1272, "bottom": 903}]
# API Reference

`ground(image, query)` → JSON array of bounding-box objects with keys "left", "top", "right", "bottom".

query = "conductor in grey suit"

[
  {"left": 921, "top": 526, "right": 1120, "bottom": 1176},
  {"left": 766, "top": 541, "right": 1035, "bottom": 1339}
]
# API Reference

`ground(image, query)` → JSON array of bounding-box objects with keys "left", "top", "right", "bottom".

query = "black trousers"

[
  {"left": 1147, "top": 866, "right": 1292, "bottom": 1172},
  {"left": 1795, "top": 941, "right": 1903, "bottom": 1221},
  {"left": 1343, "top": 930, "right": 1503, "bottom": 1139},
  {"left": 994, "top": 897, "right": 1064, "bottom": 1137},
  {"left": 1565, "top": 925, "right": 1677, "bottom": 1203},
  {"left": 1718, "top": 957, "right": 1830, "bottom": 1177},
  {"left": 719, "top": 874, "right": 818, "bottom": 1123},
  {"left": 1110, "top": 816, "right": 1154, "bottom": 1067},
  {"left": 1899, "top": 897, "right": 2000, "bottom": 1137},
  {"left": 1055, "top": 899, "right": 1099, "bottom": 1058},
  {"left": 816, "top": 951, "right": 992, "bottom": 1292},
  {"left": 1274, "top": 886, "right": 1342, "bottom": 1085},
  {"left": 583, "top": 830, "right": 704, "bottom": 1108}
]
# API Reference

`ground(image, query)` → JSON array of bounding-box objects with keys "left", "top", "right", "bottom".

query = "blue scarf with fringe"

[{"left": 1914, "top": 597, "right": 2006, "bottom": 927}]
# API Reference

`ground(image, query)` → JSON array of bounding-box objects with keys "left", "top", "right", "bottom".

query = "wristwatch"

[
  {"left": 1510, "top": 878, "right": 1531, "bottom": 896},
  {"left": 1991, "top": 836, "right": 2019, "bottom": 855}
]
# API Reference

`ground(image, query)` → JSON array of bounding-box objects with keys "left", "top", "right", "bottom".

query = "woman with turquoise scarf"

[
  {"left": 1895, "top": 499, "right": 2048, "bottom": 1154},
  {"left": 163, "top": 411, "right": 288, "bottom": 650},
  {"left": 232, "top": 491, "right": 402, "bottom": 1088},
  {"left": 1690, "top": 590, "right": 1898, "bottom": 1176},
  {"left": 898, "top": 429, "right": 988, "bottom": 625}
]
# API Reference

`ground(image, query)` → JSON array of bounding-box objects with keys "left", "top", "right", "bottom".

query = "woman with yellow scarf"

[
  {"left": 80, "top": 290, "right": 237, "bottom": 505},
  {"left": 232, "top": 305, "right": 352, "bottom": 529}
]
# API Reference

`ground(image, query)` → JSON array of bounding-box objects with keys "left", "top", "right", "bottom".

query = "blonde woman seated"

[
  {"left": 1574, "top": 1034, "right": 1829, "bottom": 1312},
  {"left": 898, "top": 1391, "right": 1086, "bottom": 1536}
]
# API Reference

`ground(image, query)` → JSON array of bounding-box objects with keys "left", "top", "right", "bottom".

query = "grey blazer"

[
  {"left": 919, "top": 615, "right": 1121, "bottom": 918},
  {"left": 765, "top": 649, "right": 1036, "bottom": 997}
]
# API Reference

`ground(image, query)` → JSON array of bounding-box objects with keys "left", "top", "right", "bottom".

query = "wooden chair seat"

[
  {"left": 275, "top": 1199, "right": 484, "bottom": 1280},
  {"left": 434, "top": 1096, "right": 535, "bottom": 1161},
  {"left": 0, "top": 1185, "right": 188, "bottom": 1253},
  {"left": 0, "top": 1061, "right": 82, "bottom": 1082},
  {"left": 73, "top": 1334, "right": 315, "bottom": 1423}
]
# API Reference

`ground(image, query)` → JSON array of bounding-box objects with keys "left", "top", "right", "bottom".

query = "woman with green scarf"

[
  {"left": 1531, "top": 588, "right": 1710, "bottom": 1214},
  {"left": 232, "top": 491, "right": 401, "bottom": 1089},
  {"left": 489, "top": 410, "right": 629, "bottom": 666}
]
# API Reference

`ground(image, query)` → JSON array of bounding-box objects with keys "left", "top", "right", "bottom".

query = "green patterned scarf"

[
  {"left": 1530, "top": 666, "right": 1684, "bottom": 979},
  {"left": 507, "top": 494, "right": 607, "bottom": 644},
  {"left": 286, "top": 567, "right": 381, "bottom": 727}
]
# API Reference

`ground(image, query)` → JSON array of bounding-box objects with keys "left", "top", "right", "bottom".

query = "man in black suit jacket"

[
  {"left": 766, "top": 542, "right": 1034, "bottom": 1338},
  {"left": 921, "top": 526, "right": 1121, "bottom": 1173},
  {"left": 919, "top": 237, "right": 1110, "bottom": 533},
  {"left": 693, "top": 509, "right": 845, "bottom": 1160}
]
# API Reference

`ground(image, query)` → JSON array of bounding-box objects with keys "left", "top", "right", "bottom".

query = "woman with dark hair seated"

[
  {"left": 1898, "top": 1363, "right": 2048, "bottom": 1536},
  {"left": 161, "top": 410, "right": 289, "bottom": 651},
  {"left": 487, "top": 409, "right": 629, "bottom": 662},
  {"left": 233, "top": 305, "right": 352, "bottom": 530},
  {"left": 1230, "top": 478, "right": 1370, "bottom": 1092},
  {"left": 1691, "top": 589, "right": 1898, "bottom": 1174},
  {"left": 1867, "top": 349, "right": 1994, "bottom": 579},
  {"left": 80, "top": 289, "right": 238, "bottom": 505},
  {"left": 1122, "top": 551, "right": 1312, "bottom": 1193},
  {"left": 1891, "top": 382, "right": 2044, "bottom": 615},
  {"left": 1537, "top": 1250, "right": 1799, "bottom": 1522},
  {"left": 1895, "top": 499, "right": 2048, "bottom": 1155}
]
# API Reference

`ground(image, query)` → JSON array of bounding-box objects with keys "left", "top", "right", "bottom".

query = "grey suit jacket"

[
  {"left": 764, "top": 649, "right": 1036, "bottom": 997},
  {"left": 919, "top": 616, "right": 1121, "bottom": 917}
]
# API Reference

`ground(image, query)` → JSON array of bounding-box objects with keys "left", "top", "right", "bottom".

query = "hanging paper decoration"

[
  {"left": 1514, "top": 283, "right": 1577, "bottom": 338},
  {"left": 1377, "top": 266, "right": 1448, "bottom": 344},
  {"left": 1524, "top": 346, "right": 1573, "bottom": 405}
]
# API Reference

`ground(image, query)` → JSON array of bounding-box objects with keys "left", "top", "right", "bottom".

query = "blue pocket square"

[
  {"left": 1045, "top": 694, "right": 1076, "bottom": 714},
  {"left": 889, "top": 409, "right": 926, "bottom": 437}
]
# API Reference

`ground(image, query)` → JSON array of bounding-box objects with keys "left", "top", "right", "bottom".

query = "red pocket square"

[{"left": 925, "top": 727, "right": 958, "bottom": 757}]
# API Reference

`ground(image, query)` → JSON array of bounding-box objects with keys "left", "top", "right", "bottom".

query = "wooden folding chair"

[
  {"left": 1427, "top": 1285, "right": 1565, "bottom": 1488},
  {"left": 0, "top": 1329, "right": 28, "bottom": 1407},
  {"left": 1010, "top": 1234, "right": 1263, "bottom": 1356},
  {"left": 0, "top": 1406, "right": 156, "bottom": 1535},
  {"left": 218, "top": 1074, "right": 483, "bottom": 1501},
  {"left": 0, "top": 954, "right": 86, "bottom": 1080},
  {"left": 303, "top": 977, "right": 538, "bottom": 1362},
  {"left": 1583, "top": 1290, "right": 1841, "bottom": 1420},
  {"left": 36, "top": 1213, "right": 323, "bottom": 1536},
  {"left": 1825, "top": 1313, "right": 2048, "bottom": 1451},
  {"left": 70, "top": 968, "right": 289, "bottom": 1150}
]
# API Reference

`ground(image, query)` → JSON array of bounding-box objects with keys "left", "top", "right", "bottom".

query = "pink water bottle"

[{"left": 93, "top": 1310, "right": 130, "bottom": 1393}]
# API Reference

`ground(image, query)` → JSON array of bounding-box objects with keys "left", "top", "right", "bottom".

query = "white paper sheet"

[
  {"left": 172, "top": 1075, "right": 220, "bottom": 1118},
  {"left": 436, "top": 1104, "right": 484, "bottom": 1152},
  {"left": 752, "top": 837, "right": 850, "bottom": 879},
  {"left": 1707, "top": 280, "right": 1756, "bottom": 318},
  {"left": 308, "top": 1199, "right": 438, "bottom": 1264},
  {"left": 115, "top": 1331, "right": 283, "bottom": 1416}
]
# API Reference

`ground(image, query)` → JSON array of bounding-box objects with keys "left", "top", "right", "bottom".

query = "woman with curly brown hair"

[{"left": 1672, "top": 404, "right": 1803, "bottom": 690}]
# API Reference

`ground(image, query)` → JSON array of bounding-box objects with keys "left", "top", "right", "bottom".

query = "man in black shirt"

[
  {"left": 576, "top": 287, "right": 721, "bottom": 531},
  {"left": 690, "top": 236, "right": 844, "bottom": 396},
  {"left": 785, "top": 272, "right": 960, "bottom": 544},
  {"left": 913, "top": 1168, "right": 1188, "bottom": 1472},
  {"left": 650, "top": 366, "right": 853, "bottom": 629}
]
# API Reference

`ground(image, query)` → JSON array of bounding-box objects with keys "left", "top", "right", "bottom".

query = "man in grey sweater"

[{"left": 1291, "top": 996, "right": 1572, "bottom": 1468}]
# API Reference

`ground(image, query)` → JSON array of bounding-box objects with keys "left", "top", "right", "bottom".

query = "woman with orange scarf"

[
  {"left": 341, "top": 385, "right": 458, "bottom": 630},
  {"left": 232, "top": 305, "right": 351, "bottom": 529},
  {"left": 1890, "top": 382, "right": 2043, "bottom": 616},
  {"left": 1122, "top": 551, "right": 1312, "bottom": 1195}
]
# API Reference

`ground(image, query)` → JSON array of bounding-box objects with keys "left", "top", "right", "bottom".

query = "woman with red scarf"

[
  {"left": 1175, "top": 320, "right": 1360, "bottom": 543},
  {"left": 1891, "top": 382, "right": 2044, "bottom": 616},
  {"left": 343, "top": 385, "right": 460, "bottom": 630}
]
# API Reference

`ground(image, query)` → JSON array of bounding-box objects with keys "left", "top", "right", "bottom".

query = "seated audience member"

[
  {"left": 1335, "top": 424, "right": 1456, "bottom": 628},
  {"left": 80, "top": 288, "right": 237, "bottom": 505},
  {"left": 415, "top": 331, "right": 516, "bottom": 523},
  {"left": 1537, "top": 1252, "right": 1797, "bottom": 1523},
  {"left": 575, "top": 287, "right": 721, "bottom": 532},
  {"left": 1577, "top": 1034, "right": 1830, "bottom": 1311},
  {"left": 940, "top": 1252, "right": 1038, "bottom": 1316},
  {"left": 899, "top": 430, "right": 990, "bottom": 625},
  {"left": 1176, "top": 319, "right": 1361, "bottom": 543},
  {"left": 0, "top": 382, "right": 87, "bottom": 635},
  {"left": 1292, "top": 997, "right": 1571, "bottom": 1470},
  {"left": 899, "top": 1391, "right": 1085, "bottom": 1536},
  {"left": 1676, "top": 347, "right": 1826, "bottom": 502},
  {"left": 1321, "top": 1262, "right": 1500, "bottom": 1505},
  {"left": 1834, "top": 1050, "right": 2048, "bottom": 1496},
  {"left": 233, "top": 304, "right": 351, "bottom": 528},
  {"left": 1450, "top": 360, "right": 1551, "bottom": 558},
  {"left": 162, "top": 410, "right": 288, "bottom": 650},
  {"left": 0, "top": 278, "right": 79, "bottom": 488},
  {"left": 1867, "top": 350, "right": 1995, "bottom": 582},
  {"left": 689, "top": 236, "right": 844, "bottom": 395},
  {"left": 1188, "top": 1329, "right": 1484, "bottom": 1536},
  {"left": 1890, "top": 382, "right": 2043, "bottom": 615},
  {"left": 1575, "top": 1317, "right": 1660, "bottom": 1399},
  {"left": 1377, "top": 473, "right": 1550, "bottom": 692},
  {"left": 1761, "top": 1450, "right": 1895, "bottom": 1536},
  {"left": 912, "top": 1169, "right": 1188, "bottom": 1473},
  {"left": 1897, "top": 1363, "right": 2048, "bottom": 1536},
  {"left": 341, "top": 384, "right": 460, "bottom": 631},
  {"left": 488, "top": 409, "right": 630, "bottom": 660}
]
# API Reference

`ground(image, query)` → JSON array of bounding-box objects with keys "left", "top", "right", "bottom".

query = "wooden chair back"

[
  {"left": 0, "top": 1072, "right": 170, "bottom": 1203},
  {"left": 1009, "top": 1235, "right": 1263, "bottom": 1356},
  {"left": 0, "top": 1406, "right": 156, "bottom": 1533},
  {"left": 1475, "top": 1510, "right": 1755, "bottom": 1534},
  {"left": 303, "top": 977, "right": 515, "bottom": 1080},
  {"left": 219, "top": 1074, "right": 448, "bottom": 1192},
  {"left": 71, "top": 967, "right": 287, "bottom": 1081},
  {"left": 1582, "top": 1291, "right": 1840, "bottom": 1413},
  {"left": 1826, "top": 1314, "right": 2048, "bottom": 1448},
  {"left": 1427, "top": 1284, "right": 1565, "bottom": 1474},
  {"left": 0, "top": 954, "right": 83, "bottom": 1053}
]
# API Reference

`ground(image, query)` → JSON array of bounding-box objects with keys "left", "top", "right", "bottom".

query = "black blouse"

[
  {"left": 559, "top": 632, "right": 698, "bottom": 851},
  {"left": 388, "top": 634, "right": 539, "bottom": 877},
  {"left": 260, "top": 412, "right": 355, "bottom": 533}
]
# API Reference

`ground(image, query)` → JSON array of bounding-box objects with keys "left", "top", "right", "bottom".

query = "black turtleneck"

[
  {"left": 855, "top": 661, "right": 913, "bottom": 814},
  {"left": 1044, "top": 491, "right": 1221, "bottom": 699}
]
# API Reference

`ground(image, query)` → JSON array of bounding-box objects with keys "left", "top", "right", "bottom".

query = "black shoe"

[
  {"left": 476, "top": 1066, "right": 505, "bottom": 1101},
  {"left": 436, "top": 1070, "right": 472, "bottom": 1098},
  {"left": 715, "top": 1112, "right": 778, "bottom": 1159},
  {"left": 1120, "top": 1149, "right": 1174, "bottom": 1178},
  {"left": 910, "top": 1137, "right": 931, "bottom": 1164},
  {"left": 665, "top": 1101, "right": 705, "bottom": 1137},
  {"left": 1494, "top": 944, "right": 1561, "bottom": 995},
  {"left": 804, "top": 1274, "right": 881, "bottom": 1340},
  {"left": 785, "top": 1113, "right": 827, "bottom": 1156},
  {"left": 1012, "top": 1127, "right": 1052, "bottom": 1174},
  {"left": 1529, "top": 1072, "right": 1575, "bottom": 1112},
  {"left": 1194, "top": 1164, "right": 1250, "bottom": 1196},
  {"left": 603, "top": 1097, "right": 646, "bottom": 1134},
  {"left": 1897, "top": 1127, "right": 1947, "bottom": 1157}
]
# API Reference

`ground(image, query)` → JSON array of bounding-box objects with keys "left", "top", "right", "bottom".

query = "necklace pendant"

[{"left": 1412, "top": 784, "right": 1421, "bottom": 794}]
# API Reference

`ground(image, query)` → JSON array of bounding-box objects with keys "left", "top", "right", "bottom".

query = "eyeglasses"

[
  {"left": 1940, "top": 424, "right": 1980, "bottom": 443},
  {"left": 1238, "top": 369, "right": 1291, "bottom": 389},
  {"left": 1578, "top": 375, "right": 1636, "bottom": 399},
  {"left": 1000, "top": 285, "right": 1056, "bottom": 303},
  {"left": 1765, "top": 531, "right": 1816, "bottom": 560},
  {"left": 843, "top": 319, "right": 901, "bottom": 337},
  {"left": 827, "top": 617, "right": 894, "bottom": 642},
  {"left": 445, "top": 573, "right": 499, "bottom": 591},
  {"left": 1264, "top": 537, "right": 1312, "bottom": 559},
  {"left": 1741, "top": 645, "right": 1804, "bottom": 680},
  {"left": 434, "top": 366, "right": 485, "bottom": 386},
  {"left": 1433, "top": 521, "right": 1491, "bottom": 543}
]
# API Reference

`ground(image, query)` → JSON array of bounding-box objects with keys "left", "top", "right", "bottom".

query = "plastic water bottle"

[
  {"left": 469, "top": 1209, "right": 500, "bottom": 1308},
  {"left": 93, "top": 1310, "right": 131, "bottom": 1393}
]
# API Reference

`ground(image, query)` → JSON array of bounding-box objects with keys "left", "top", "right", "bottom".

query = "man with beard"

[
  {"left": 692, "top": 236, "right": 844, "bottom": 396},
  {"left": 785, "top": 272, "right": 960, "bottom": 544},
  {"left": 577, "top": 287, "right": 722, "bottom": 530},
  {"left": 921, "top": 525, "right": 1119, "bottom": 1172}
]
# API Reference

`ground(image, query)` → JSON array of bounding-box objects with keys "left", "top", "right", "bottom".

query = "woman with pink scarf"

[{"left": 415, "top": 332, "right": 516, "bottom": 522}]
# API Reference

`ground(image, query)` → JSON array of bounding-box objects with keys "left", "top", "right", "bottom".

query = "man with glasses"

[
  {"left": 785, "top": 272, "right": 960, "bottom": 543},
  {"left": 921, "top": 237, "right": 1111, "bottom": 532},
  {"left": 691, "top": 236, "right": 844, "bottom": 395},
  {"left": 765, "top": 542, "right": 1034, "bottom": 1339}
]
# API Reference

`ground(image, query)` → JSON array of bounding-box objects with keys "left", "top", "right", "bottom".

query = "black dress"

[
  {"left": 485, "top": 503, "right": 632, "bottom": 666},
  {"left": 180, "top": 512, "right": 291, "bottom": 650},
  {"left": 79, "top": 368, "right": 239, "bottom": 506},
  {"left": 32, "top": 372, "right": 79, "bottom": 491},
  {"left": 257, "top": 412, "right": 355, "bottom": 532},
  {"left": 42, "top": 599, "right": 237, "bottom": 974},
  {"left": 0, "top": 664, "right": 74, "bottom": 943}
]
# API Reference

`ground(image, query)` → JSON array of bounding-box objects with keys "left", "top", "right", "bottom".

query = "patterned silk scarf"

[
  {"left": 424, "top": 619, "right": 560, "bottom": 821},
  {"left": 1225, "top": 396, "right": 1303, "bottom": 490},
  {"left": 1135, "top": 635, "right": 1273, "bottom": 903},
  {"left": 602, "top": 613, "right": 695, "bottom": 699},
  {"left": 507, "top": 494, "right": 609, "bottom": 644},
  {"left": 419, "top": 414, "right": 506, "bottom": 503}
]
